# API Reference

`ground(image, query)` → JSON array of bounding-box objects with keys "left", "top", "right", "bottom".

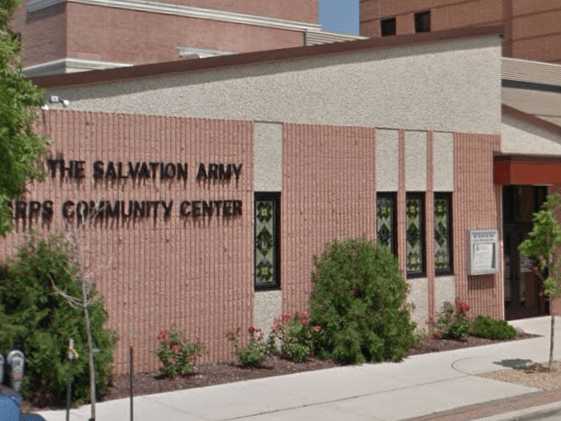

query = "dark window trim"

[
  {"left": 377, "top": 192, "right": 398, "bottom": 256},
  {"left": 414, "top": 10, "right": 431, "bottom": 33},
  {"left": 406, "top": 192, "right": 426, "bottom": 279},
  {"left": 381, "top": 16, "right": 397, "bottom": 37},
  {"left": 254, "top": 192, "right": 281, "bottom": 291},
  {"left": 434, "top": 192, "right": 454, "bottom": 277}
]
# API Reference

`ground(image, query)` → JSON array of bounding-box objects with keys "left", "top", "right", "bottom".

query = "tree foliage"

[
  {"left": 0, "top": 0, "right": 47, "bottom": 235},
  {"left": 519, "top": 193, "right": 561, "bottom": 370},
  {"left": 519, "top": 194, "right": 561, "bottom": 299},
  {"left": 310, "top": 239, "right": 416, "bottom": 364},
  {"left": 0, "top": 235, "right": 116, "bottom": 406}
]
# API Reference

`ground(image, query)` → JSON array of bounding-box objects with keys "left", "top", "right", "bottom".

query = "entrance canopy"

[{"left": 494, "top": 155, "right": 561, "bottom": 185}]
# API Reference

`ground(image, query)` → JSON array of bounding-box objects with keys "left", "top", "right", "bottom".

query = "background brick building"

[
  {"left": 14, "top": 0, "right": 361, "bottom": 76},
  {"left": 360, "top": 0, "right": 561, "bottom": 64}
]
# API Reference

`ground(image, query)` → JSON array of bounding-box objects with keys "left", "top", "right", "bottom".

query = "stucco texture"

[
  {"left": 408, "top": 278, "right": 429, "bottom": 330},
  {"left": 254, "top": 122, "right": 282, "bottom": 191},
  {"left": 405, "top": 131, "right": 427, "bottom": 192},
  {"left": 501, "top": 114, "right": 561, "bottom": 156},
  {"left": 432, "top": 132, "right": 454, "bottom": 192},
  {"left": 375, "top": 129, "right": 399, "bottom": 192},
  {"left": 253, "top": 290, "right": 282, "bottom": 336},
  {"left": 47, "top": 36, "right": 502, "bottom": 134}
]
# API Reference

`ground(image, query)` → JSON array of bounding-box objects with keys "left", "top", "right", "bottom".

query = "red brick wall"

[
  {"left": 65, "top": 4, "right": 304, "bottom": 65},
  {"left": 453, "top": 133, "right": 503, "bottom": 319},
  {"left": 281, "top": 124, "right": 376, "bottom": 314},
  {"left": 0, "top": 110, "right": 254, "bottom": 373},
  {"left": 17, "top": 3, "right": 67, "bottom": 67},
  {"left": 360, "top": 0, "right": 561, "bottom": 63},
  {"left": 157, "top": 0, "right": 318, "bottom": 24}
]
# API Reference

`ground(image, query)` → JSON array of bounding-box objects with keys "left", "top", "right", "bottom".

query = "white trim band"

[
  {"left": 24, "top": 58, "right": 132, "bottom": 76},
  {"left": 27, "top": 0, "right": 322, "bottom": 32}
]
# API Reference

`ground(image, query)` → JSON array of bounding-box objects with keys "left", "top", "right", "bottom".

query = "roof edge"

[
  {"left": 32, "top": 24, "right": 503, "bottom": 89},
  {"left": 502, "top": 104, "right": 561, "bottom": 138}
]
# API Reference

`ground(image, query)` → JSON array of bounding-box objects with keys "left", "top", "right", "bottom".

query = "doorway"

[{"left": 503, "top": 186, "right": 548, "bottom": 320}]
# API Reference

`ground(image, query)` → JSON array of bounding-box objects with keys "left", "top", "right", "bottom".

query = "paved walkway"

[{"left": 40, "top": 317, "right": 559, "bottom": 421}]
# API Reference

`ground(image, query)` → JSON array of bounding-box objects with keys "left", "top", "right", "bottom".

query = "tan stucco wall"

[
  {"left": 408, "top": 278, "right": 429, "bottom": 330},
  {"left": 253, "top": 290, "right": 282, "bottom": 336},
  {"left": 46, "top": 35, "right": 502, "bottom": 134},
  {"left": 434, "top": 276, "right": 456, "bottom": 314},
  {"left": 405, "top": 131, "right": 427, "bottom": 191},
  {"left": 375, "top": 129, "right": 399, "bottom": 191},
  {"left": 433, "top": 132, "right": 454, "bottom": 192},
  {"left": 501, "top": 114, "right": 561, "bottom": 156},
  {"left": 254, "top": 122, "right": 282, "bottom": 192}
]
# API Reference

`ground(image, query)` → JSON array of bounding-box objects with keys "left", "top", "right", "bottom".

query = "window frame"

[
  {"left": 414, "top": 10, "right": 431, "bottom": 33},
  {"left": 434, "top": 192, "right": 454, "bottom": 277},
  {"left": 376, "top": 192, "right": 398, "bottom": 256},
  {"left": 406, "top": 192, "right": 426, "bottom": 278},
  {"left": 381, "top": 17, "right": 397, "bottom": 37},
  {"left": 254, "top": 192, "right": 281, "bottom": 291}
]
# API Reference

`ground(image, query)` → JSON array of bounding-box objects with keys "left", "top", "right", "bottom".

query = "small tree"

[
  {"left": 1, "top": 0, "right": 47, "bottom": 235},
  {"left": 519, "top": 193, "right": 561, "bottom": 371}
]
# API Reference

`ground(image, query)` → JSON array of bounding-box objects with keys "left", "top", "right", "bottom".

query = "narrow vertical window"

[
  {"left": 434, "top": 193, "right": 453, "bottom": 275},
  {"left": 381, "top": 17, "right": 397, "bottom": 37},
  {"left": 377, "top": 192, "right": 397, "bottom": 255},
  {"left": 254, "top": 192, "right": 280, "bottom": 290},
  {"left": 415, "top": 11, "right": 431, "bottom": 33},
  {"left": 406, "top": 193, "right": 426, "bottom": 277}
]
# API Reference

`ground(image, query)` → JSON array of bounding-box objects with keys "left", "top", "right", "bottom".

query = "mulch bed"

[
  {"left": 104, "top": 332, "right": 538, "bottom": 401},
  {"left": 106, "top": 357, "right": 336, "bottom": 400},
  {"left": 408, "top": 332, "right": 537, "bottom": 356}
]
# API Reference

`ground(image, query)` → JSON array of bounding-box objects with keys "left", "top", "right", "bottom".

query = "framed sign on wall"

[{"left": 469, "top": 229, "right": 499, "bottom": 276}]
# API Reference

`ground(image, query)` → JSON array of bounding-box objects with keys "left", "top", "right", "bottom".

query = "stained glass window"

[
  {"left": 434, "top": 193, "right": 453, "bottom": 275},
  {"left": 255, "top": 193, "right": 280, "bottom": 289},
  {"left": 406, "top": 193, "right": 425, "bottom": 277},
  {"left": 377, "top": 193, "right": 397, "bottom": 254}
]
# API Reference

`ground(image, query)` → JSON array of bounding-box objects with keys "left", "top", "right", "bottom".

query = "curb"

[{"left": 475, "top": 401, "right": 561, "bottom": 421}]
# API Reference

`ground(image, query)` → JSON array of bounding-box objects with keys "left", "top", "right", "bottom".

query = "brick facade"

[
  {"left": 360, "top": 0, "right": 561, "bottom": 63},
  {"left": 0, "top": 108, "right": 508, "bottom": 372},
  {"left": 16, "top": 0, "right": 318, "bottom": 72}
]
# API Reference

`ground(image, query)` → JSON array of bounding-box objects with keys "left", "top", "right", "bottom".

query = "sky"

[{"left": 319, "top": 0, "right": 360, "bottom": 35}]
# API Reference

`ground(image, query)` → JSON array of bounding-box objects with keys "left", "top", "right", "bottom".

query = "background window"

[
  {"left": 255, "top": 193, "right": 280, "bottom": 290},
  {"left": 381, "top": 17, "right": 396, "bottom": 37},
  {"left": 377, "top": 193, "right": 397, "bottom": 255},
  {"left": 434, "top": 193, "right": 453, "bottom": 275},
  {"left": 406, "top": 193, "right": 425, "bottom": 277},
  {"left": 415, "top": 11, "right": 431, "bottom": 33}
]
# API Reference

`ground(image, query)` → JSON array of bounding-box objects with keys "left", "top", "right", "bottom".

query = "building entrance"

[{"left": 503, "top": 186, "right": 548, "bottom": 320}]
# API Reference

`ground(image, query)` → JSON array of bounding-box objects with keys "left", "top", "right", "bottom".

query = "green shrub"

[
  {"left": 470, "top": 316, "right": 517, "bottom": 340},
  {"left": 436, "top": 300, "right": 470, "bottom": 340},
  {"left": 270, "top": 312, "right": 319, "bottom": 363},
  {"left": 309, "top": 239, "right": 416, "bottom": 364},
  {"left": 227, "top": 327, "right": 269, "bottom": 368},
  {"left": 156, "top": 328, "right": 203, "bottom": 378},
  {"left": 0, "top": 235, "right": 116, "bottom": 406}
]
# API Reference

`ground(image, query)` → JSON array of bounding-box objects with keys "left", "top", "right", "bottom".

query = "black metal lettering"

[
  {"left": 192, "top": 201, "right": 202, "bottom": 217},
  {"left": 196, "top": 163, "right": 207, "bottom": 181},
  {"left": 177, "top": 163, "right": 188, "bottom": 181},
  {"left": 93, "top": 161, "right": 104, "bottom": 179},
  {"left": 223, "top": 201, "right": 232, "bottom": 217},
  {"left": 202, "top": 201, "right": 213, "bottom": 217},
  {"left": 42, "top": 201, "right": 54, "bottom": 221},
  {"left": 106, "top": 162, "right": 117, "bottom": 179},
  {"left": 62, "top": 201, "right": 75, "bottom": 219},
  {"left": 180, "top": 201, "right": 191, "bottom": 217},
  {"left": 232, "top": 164, "right": 243, "bottom": 180},
  {"left": 233, "top": 200, "right": 242, "bottom": 217}
]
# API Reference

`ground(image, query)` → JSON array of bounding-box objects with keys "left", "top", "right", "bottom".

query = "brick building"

[
  {"left": 14, "top": 0, "right": 362, "bottom": 76},
  {"left": 3, "top": 26, "right": 559, "bottom": 373},
  {"left": 360, "top": 0, "right": 561, "bottom": 64}
]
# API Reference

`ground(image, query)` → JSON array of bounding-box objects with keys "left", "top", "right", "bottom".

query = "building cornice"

[
  {"left": 27, "top": 0, "right": 322, "bottom": 32},
  {"left": 24, "top": 58, "right": 132, "bottom": 77}
]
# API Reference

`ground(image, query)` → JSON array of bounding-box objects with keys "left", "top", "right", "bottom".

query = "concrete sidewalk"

[{"left": 40, "top": 317, "right": 559, "bottom": 421}]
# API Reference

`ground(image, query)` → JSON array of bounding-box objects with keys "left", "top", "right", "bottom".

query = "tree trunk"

[
  {"left": 82, "top": 280, "right": 96, "bottom": 421},
  {"left": 549, "top": 314, "right": 555, "bottom": 371}
]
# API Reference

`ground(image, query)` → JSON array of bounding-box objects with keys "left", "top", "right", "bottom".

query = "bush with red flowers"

[
  {"left": 270, "top": 312, "right": 320, "bottom": 363},
  {"left": 227, "top": 326, "right": 270, "bottom": 368},
  {"left": 436, "top": 299, "right": 471, "bottom": 340},
  {"left": 156, "top": 327, "right": 203, "bottom": 378}
]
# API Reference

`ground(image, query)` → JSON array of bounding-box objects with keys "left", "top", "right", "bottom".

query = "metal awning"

[{"left": 494, "top": 155, "right": 561, "bottom": 185}]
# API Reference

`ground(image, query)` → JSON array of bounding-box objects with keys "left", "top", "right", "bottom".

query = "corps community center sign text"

[{"left": 10, "top": 158, "right": 244, "bottom": 223}]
